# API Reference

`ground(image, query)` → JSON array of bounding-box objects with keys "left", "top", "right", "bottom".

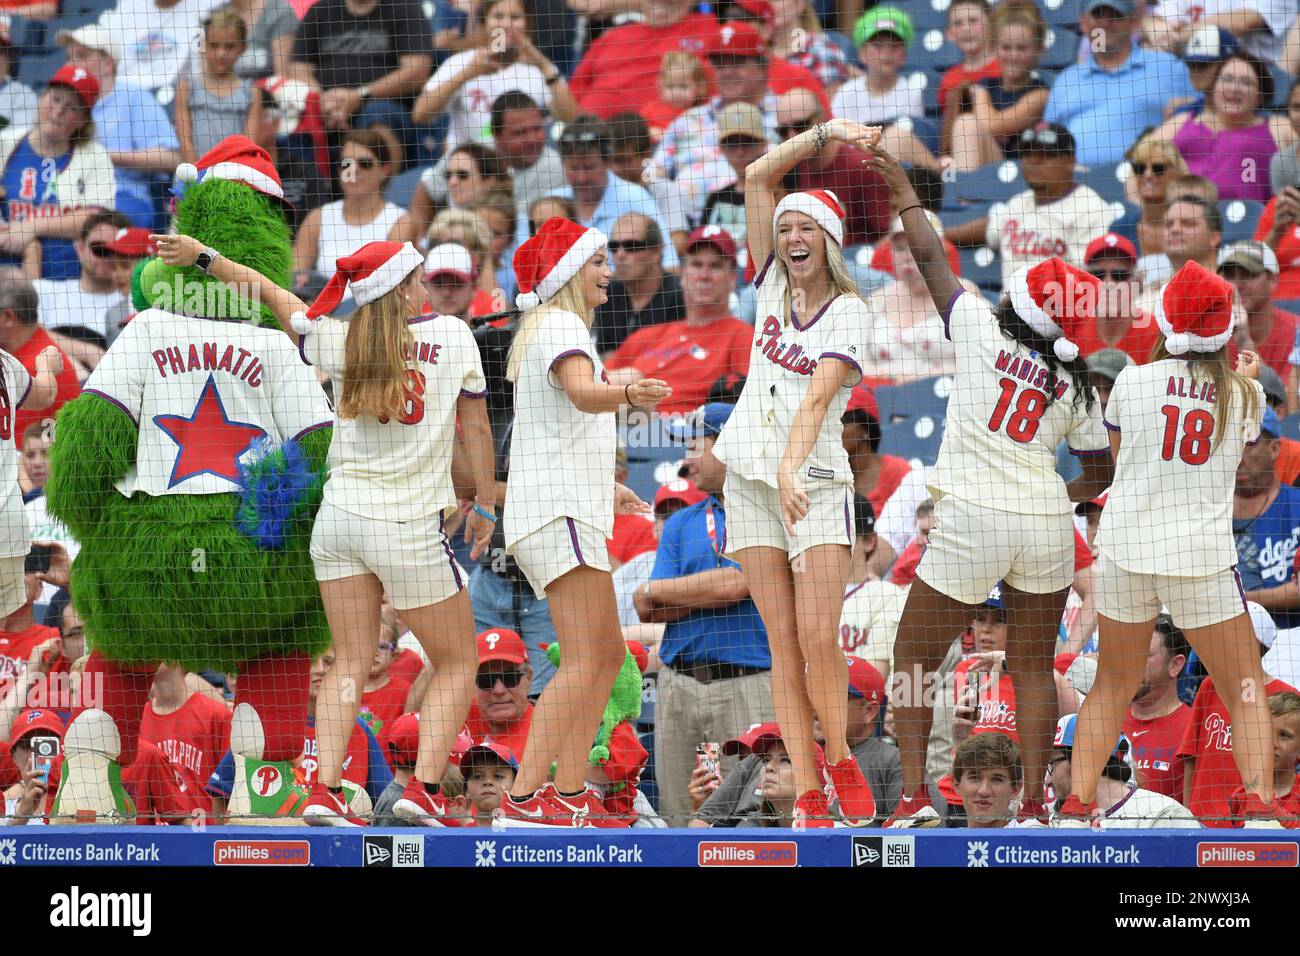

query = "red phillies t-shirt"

[
  {"left": 1278, "top": 780, "right": 1300, "bottom": 825},
  {"left": 1254, "top": 197, "right": 1300, "bottom": 301},
  {"left": 0, "top": 624, "right": 60, "bottom": 699},
  {"left": 388, "top": 648, "right": 424, "bottom": 687},
  {"left": 606, "top": 316, "right": 752, "bottom": 416},
  {"left": 361, "top": 677, "right": 412, "bottom": 730},
  {"left": 939, "top": 59, "right": 1002, "bottom": 114},
  {"left": 1248, "top": 308, "right": 1298, "bottom": 381},
  {"left": 139, "top": 692, "right": 232, "bottom": 806},
  {"left": 955, "top": 659, "right": 1018, "bottom": 741},
  {"left": 795, "top": 144, "right": 891, "bottom": 247},
  {"left": 1177, "top": 676, "right": 1297, "bottom": 827},
  {"left": 870, "top": 237, "right": 962, "bottom": 278},
  {"left": 299, "top": 720, "right": 370, "bottom": 788},
  {"left": 608, "top": 512, "right": 658, "bottom": 565},
  {"left": 11, "top": 328, "right": 78, "bottom": 447},
  {"left": 125, "top": 739, "right": 209, "bottom": 824},
  {"left": 463, "top": 701, "right": 535, "bottom": 763},
  {"left": 1124, "top": 703, "right": 1193, "bottom": 799},
  {"left": 1072, "top": 311, "right": 1160, "bottom": 365},
  {"left": 864, "top": 455, "right": 911, "bottom": 523}
]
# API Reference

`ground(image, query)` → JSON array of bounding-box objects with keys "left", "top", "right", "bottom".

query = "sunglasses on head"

[
  {"left": 777, "top": 116, "right": 818, "bottom": 139},
  {"left": 1131, "top": 162, "right": 1168, "bottom": 176},
  {"left": 476, "top": 669, "right": 525, "bottom": 690},
  {"left": 608, "top": 238, "right": 653, "bottom": 253}
]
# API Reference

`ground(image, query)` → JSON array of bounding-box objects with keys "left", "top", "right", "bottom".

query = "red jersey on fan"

[
  {"left": 863, "top": 455, "right": 911, "bottom": 523},
  {"left": 608, "top": 512, "right": 658, "bottom": 564},
  {"left": 463, "top": 700, "right": 534, "bottom": 763},
  {"left": 0, "top": 624, "right": 60, "bottom": 698},
  {"left": 606, "top": 316, "right": 752, "bottom": 416},
  {"left": 10, "top": 328, "right": 78, "bottom": 447},
  {"left": 1123, "top": 703, "right": 1192, "bottom": 799},
  {"left": 139, "top": 692, "right": 232, "bottom": 803},
  {"left": 1177, "top": 675, "right": 1297, "bottom": 827},
  {"left": 389, "top": 647, "right": 424, "bottom": 687},
  {"left": 300, "top": 719, "right": 371, "bottom": 788},
  {"left": 361, "top": 677, "right": 412, "bottom": 730},
  {"left": 955, "top": 659, "right": 1018, "bottom": 741},
  {"left": 938, "top": 59, "right": 1001, "bottom": 112},
  {"left": 126, "top": 739, "right": 209, "bottom": 824},
  {"left": 1278, "top": 781, "right": 1300, "bottom": 823},
  {"left": 1071, "top": 311, "right": 1160, "bottom": 365}
]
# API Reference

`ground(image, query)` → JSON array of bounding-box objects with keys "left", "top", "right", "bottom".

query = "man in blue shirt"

[
  {"left": 1045, "top": 0, "right": 1195, "bottom": 166},
  {"left": 1235, "top": 409, "right": 1300, "bottom": 629},
  {"left": 634, "top": 402, "right": 774, "bottom": 824}
]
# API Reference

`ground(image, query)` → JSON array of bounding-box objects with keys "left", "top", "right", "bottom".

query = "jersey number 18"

[
  {"left": 987, "top": 377, "right": 1047, "bottom": 444},
  {"left": 1159, "top": 405, "right": 1214, "bottom": 465},
  {"left": 378, "top": 370, "right": 427, "bottom": 426}
]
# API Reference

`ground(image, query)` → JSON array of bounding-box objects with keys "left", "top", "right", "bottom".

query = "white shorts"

[
  {"left": 1094, "top": 554, "right": 1247, "bottom": 630},
  {"left": 508, "top": 517, "right": 611, "bottom": 599},
  {"left": 0, "top": 555, "right": 24, "bottom": 618},
  {"left": 722, "top": 473, "right": 852, "bottom": 559},
  {"left": 310, "top": 499, "right": 466, "bottom": 611},
  {"left": 917, "top": 496, "right": 1073, "bottom": 605}
]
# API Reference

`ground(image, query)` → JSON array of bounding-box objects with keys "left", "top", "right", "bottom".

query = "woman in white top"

[
  {"left": 293, "top": 130, "right": 416, "bottom": 284},
  {"left": 864, "top": 142, "right": 1113, "bottom": 827},
  {"left": 1, "top": 346, "right": 63, "bottom": 615},
  {"left": 1059, "top": 261, "right": 1286, "bottom": 828},
  {"left": 154, "top": 234, "right": 497, "bottom": 828},
  {"left": 711, "top": 118, "right": 878, "bottom": 828},
  {"left": 496, "top": 217, "right": 669, "bottom": 827}
]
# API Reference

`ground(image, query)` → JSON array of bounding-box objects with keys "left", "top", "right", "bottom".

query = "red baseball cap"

[
  {"left": 626, "top": 640, "right": 650, "bottom": 674},
  {"left": 745, "top": 727, "right": 827, "bottom": 770},
  {"left": 1053, "top": 653, "right": 1079, "bottom": 677},
  {"left": 476, "top": 628, "right": 527, "bottom": 666},
  {"left": 95, "top": 227, "right": 157, "bottom": 259},
  {"left": 685, "top": 225, "right": 738, "bottom": 260},
  {"left": 722, "top": 720, "right": 781, "bottom": 756},
  {"left": 654, "top": 477, "right": 708, "bottom": 512},
  {"left": 459, "top": 740, "right": 520, "bottom": 773},
  {"left": 10, "top": 708, "right": 66, "bottom": 750},
  {"left": 847, "top": 658, "right": 885, "bottom": 703},
  {"left": 710, "top": 21, "right": 766, "bottom": 60},
  {"left": 380, "top": 711, "right": 421, "bottom": 767},
  {"left": 733, "top": 0, "right": 775, "bottom": 21},
  {"left": 1084, "top": 232, "right": 1138, "bottom": 266},
  {"left": 48, "top": 63, "right": 100, "bottom": 109},
  {"left": 845, "top": 384, "right": 879, "bottom": 420}
]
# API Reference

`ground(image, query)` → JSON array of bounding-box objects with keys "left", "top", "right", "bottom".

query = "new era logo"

[
  {"left": 852, "top": 835, "right": 915, "bottom": 868},
  {"left": 853, "top": 839, "right": 881, "bottom": 867},
  {"left": 363, "top": 838, "right": 392, "bottom": 867},
  {"left": 363, "top": 836, "right": 425, "bottom": 868}
]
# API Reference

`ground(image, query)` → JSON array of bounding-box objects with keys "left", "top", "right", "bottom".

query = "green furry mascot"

[{"left": 46, "top": 137, "right": 334, "bottom": 822}]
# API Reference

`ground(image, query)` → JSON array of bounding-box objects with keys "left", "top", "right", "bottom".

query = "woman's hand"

[
  {"left": 34, "top": 541, "right": 70, "bottom": 589},
  {"left": 26, "top": 635, "right": 62, "bottom": 678},
  {"left": 688, "top": 765, "right": 722, "bottom": 812},
  {"left": 625, "top": 378, "right": 672, "bottom": 409},
  {"left": 615, "top": 483, "right": 650, "bottom": 516},
  {"left": 864, "top": 142, "right": 914, "bottom": 198},
  {"left": 777, "top": 468, "right": 809, "bottom": 535},
  {"left": 1236, "top": 349, "right": 1261, "bottom": 379},
  {"left": 824, "top": 118, "right": 882, "bottom": 151},
  {"left": 151, "top": 233, "right": 205, "bottom": 267},
  {"left": 463, "top": 501, "right": 495, "bottom": 561},
  {"left": 511, "top": 28, "right": 545, "bottom": 67},
  {"left": 35, "top": 347, "right": 63, "bottom": 381}
]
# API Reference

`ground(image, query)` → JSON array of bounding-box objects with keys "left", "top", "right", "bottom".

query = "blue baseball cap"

[
  {"left": 667, "top": 402, "right": 734, "bottom": 441},
  {"left": 1084, "top": 0, "right": 1135, "bottom": 16},
  {"left": 1261, "top": 407, "right": 1281, "bottom": 439},
  {"left": 1183, "top": 25, "right": 1239, "bottom": 63},
  {"left": 983, "top": 582, "right": 1004, "bottom": 610},
  {"left": 1053, "top": 713, "right": 1130, "bottom": 760}
]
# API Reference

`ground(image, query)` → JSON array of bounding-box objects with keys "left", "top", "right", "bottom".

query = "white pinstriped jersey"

[{"left": 1, "top": 350, "right": 32, "bottom": 557}]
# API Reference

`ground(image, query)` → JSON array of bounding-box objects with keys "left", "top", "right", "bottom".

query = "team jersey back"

[
  {"left": 303, "top": 314, "right": 486, "bottom": 520},
  {"left": 0, "top": 350, "right": 32, "bottom": 557},
  {"left": 930, "top": 292, "right": 1107, "bottom": 515},
  {"left": 84, "top": 310, "right": 332, "bottom": 497},
  {"left": 712, "top": 253, "right": 868, "bottom": 487},
  {"left": 1096, "top": 358, "right": 1264, "bottom": 576}
]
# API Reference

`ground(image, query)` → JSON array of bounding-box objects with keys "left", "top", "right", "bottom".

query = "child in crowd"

[
  {"left": 1270, "top": 692, "right": 1300, "bottom": 823},
  {"left": 19, "top": 422, "right": 49, "bottom": 503},
  {"left": 832, "top": 7, "right": 925, "bottom": 127},
  {"left": 175, "top": 8, "right": 260, "bottom": 164},
  {"left": 954, "top": 732, "right": 1042, "bottom": 828},
  {"left": 888, "top": 499, "right": 935, "bottom": 587},
  {"left": 644, "top": 52, "right": 710, "bottom": 142},
  {"left": 461, "top": 741, "right": 519, "bottom": 824},
  {"left": 938, "top": 0, "right": 999, "bottom": 112},
  {"left": 373, "top": 713, "right": 473, "bottom": 825}
]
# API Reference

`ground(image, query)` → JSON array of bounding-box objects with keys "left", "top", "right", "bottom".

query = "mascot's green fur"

[{"left": 46, "top": 177, "right": 331, "bottom": 671}]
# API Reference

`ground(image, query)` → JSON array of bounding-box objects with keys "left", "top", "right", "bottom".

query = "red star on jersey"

[{"left": 153, "top": 376, "right": 267, "bottom": 488}]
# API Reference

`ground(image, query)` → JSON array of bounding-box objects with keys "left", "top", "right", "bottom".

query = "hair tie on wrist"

[
  {"left": 472, "top": 504, "right": 498, "bottom": 523},
  {"left": 898, "top": 203, "right": 924, "bottom": 217},
  {"left": 625, "top": 383, "right": 637, "bottom": 408}
]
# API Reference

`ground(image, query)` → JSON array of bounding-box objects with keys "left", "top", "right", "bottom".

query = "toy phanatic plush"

[{"left": 45, "top": 137, "right": 334, "bottom": 822}]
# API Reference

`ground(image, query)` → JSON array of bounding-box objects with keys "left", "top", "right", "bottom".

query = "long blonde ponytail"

[{"left": 337, "top": 268, "right": 420, "bottom": 420}]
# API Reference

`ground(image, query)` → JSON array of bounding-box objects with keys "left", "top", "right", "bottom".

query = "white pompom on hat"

[
  {"left": 1007, "top": 257, "right": 1101, "bottom": 363},
  {"left": 513, "top": 217, "right": 608, "bottom": 311},
  {"left": 1153, "top": 260, "right": 1235, "bottom": 355},
  {"left": 289, "top": 240, "right": 424, "bottom": 334},
  {"left": 772, "top": 189, "right": 846, "bottom": 247}
]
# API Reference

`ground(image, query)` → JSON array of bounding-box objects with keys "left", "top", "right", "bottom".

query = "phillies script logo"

[
  {"left": 1203, "top": 714, "right": 1232, "bottom": 752},
  {"left": 251, "top": 764, "right": 282, "bottom": 797},
  {"left": 1000, "top": 220, "right": 1067, "bottom": 260},
  {"left": 756, "top": 318, "right": 816, "bottom": 375}
]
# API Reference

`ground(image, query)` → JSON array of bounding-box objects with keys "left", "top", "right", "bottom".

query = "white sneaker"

[{"left": 887, "top": 805, "right": 942, "bottom": 829}]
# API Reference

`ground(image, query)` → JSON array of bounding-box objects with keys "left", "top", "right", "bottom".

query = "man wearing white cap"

[
  {"left": 422, "top": 243, "right": 478, "bottom": 322},
  {"left": 59, "top": 25, "right": 181, "bottom": 229},
  {"left": 1217, "top": 240, "right": 1297, "bottom": 381}
]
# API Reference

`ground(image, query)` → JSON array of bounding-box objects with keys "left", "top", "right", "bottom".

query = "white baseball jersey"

[
  {"left": 84, "top": 309, "right": 332, "bottom": 498},
  {"left": 1, "top": 349, "right": 32, "bottom": 557},
  {"left": 302, "top": 314, "right": 486, "bottom": 521},
  {"left": 986, "top": 187, "right": 1119, "bottom": 289},
  {"left": 839, "top": 579, "right": 907, "bottom": 671},
  {"left": 1096, "top": 358, "right": 1264, "bottom": 576},
  {"left": 1099, "top": 787, "right": 1200, "bottom": 829},
  {"left": 930, "top": 292, "right": 1108, "bottom": 516},
  {"left": 713, "top": 253, "right": 869, "bottom": 488},
  {"left": 503, "top": 309, "right": 616, "bottom": 543}
]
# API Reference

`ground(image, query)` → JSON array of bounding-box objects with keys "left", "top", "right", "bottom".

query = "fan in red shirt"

[
  {"left": 462, "top": 628, "right": 535, "bottom": 761},
  {"left": 360, "top": 613, "right": 412, "bottom": 731},
  {"left": 138, "top": 663, "right": 232, "bottom": 808},
  {"left": 936, "top": 0, "right": 1000, "bottom": 114},
  {"left": 1071, "top": 233, "right": 1159, "bottom": 364},
  {"left": 842, "top": 384, "right": 910, "bottom": 521},
  {"left": 1253, "top": 185, "right": 1300, "bottom": 302},
  {"left": 0, "top": 563, "right": 60, "bottom": 701},
  {"left": 1217, "top": 240, "right": 1298, "bottom": 381},
  {"left": 3, "top": 307, "right": 79, "bottom": 448},
  {"left": 606, "top": 226, "right": 752, "bottom": 416},
  {"left": 1122, "top": 615, "right": 1194, "bottom": 800},
  {"left": 1268, "top": 690, "right": 1300, "bottom": 826}
]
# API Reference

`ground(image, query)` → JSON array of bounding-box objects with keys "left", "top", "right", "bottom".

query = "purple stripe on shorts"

[
  {"left": 843, "top": 494, "right": 852, "bottom": 543},
  {"left": 1232, "top": 566, "right": 1247, "bottom": 613},
  {"left": 566, "top": 517, "right": 587, "bottom": 566},
  {"left": 439, "top": 512, "right": 464, "bottom": 591}
]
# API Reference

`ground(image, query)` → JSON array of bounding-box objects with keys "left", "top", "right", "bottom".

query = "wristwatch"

[{"left": 195, "top": 247, "right": 221, "bottom": 275}]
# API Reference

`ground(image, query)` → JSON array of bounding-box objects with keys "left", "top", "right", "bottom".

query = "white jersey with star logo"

[
  {"left": 301, "top": 313, "right": 486, "bottom": 521},
  {"left": 84, "top": 309, "right": 332, "bottom": 498},
  {"left": 1, "top": 349, "right": 33, "bottom": 557},
  {"left": 931, "top": 292, "right": 1108, "bottom": 516},
  {"left": 713, "top": 253, "right": 870, "bottom": 488}
]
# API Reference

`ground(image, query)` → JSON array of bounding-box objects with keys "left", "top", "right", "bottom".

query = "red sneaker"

[
  {"left": 883, "top": 790, "right": 942, "bottom": 828},
  {"left": 302, "top": 783, "right": 367, "bottom": 827},
  {"left": 824, "top": 756, "right": 876, "bottom": 826},
  {"left": 1052, "top": 794, "right": 1098, "bottom": 829},
  {"left": 793, "top": 789, "right": 836, "bottom": 829},
  {"left": 1017, "top": 796, "right": 1050, "bottom": 824},
  {"left": 549, "top": 786, "right": 628, "bottom": 828},
  {"left": 392, "top": 780, "right": 457, "bottom": 827},
  {"left": 1229, "top": 789, "right": 1285, "bottom": 829},
  {"left": 497, "top": 784, "right": 592, "bottom": 828}
]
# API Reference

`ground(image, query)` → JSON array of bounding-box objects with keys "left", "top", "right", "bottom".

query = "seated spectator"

[
  {"left": 1045, "top": 0, "right": 1194, "bottom": 167},
  {"left": 460, "top": 740, "right": 519, "bottom": 825},
  {"left": 831, "top": 8, "right": 924, "bottom": 126},
  {"left": 1220, "top": 240, "right": 1297, "bottom": 379},
  {"left": 1, "top": 707, "right": 64, "bottom": 825},
  {"left": 843, "top": 390, "right": 910, "bottom": 524},
  {"left": 59, "top": 25, "right": 182, "bottom": 231},
  {"left": 715, "top": 2, "right": 832, "bottom": 112},
  {"left": 0, "top": 554, "right": 64, "bottom": 702},
  {"left": 937, "top": 0, "right": 1000, "bottom": 118},
  {"left": 293, "top": 130, "right": 415, "bottom": 285},
  {"left": 487, "top": 92, "right": 567, "bottom": 236},
  {"left": 471, "top": 192, "right": 518, "bottom": 298},
  {"left": 423, "top": 242, "right": 483, "bottom": 321},
  {"left": 19, "top": 423, "right": 49, "bottom": 503},
  {"left": 1123, "top": 614, "right": 1194, "bottom": 800},
  {"left": 1049, "top": 713, "right": 1199, "bottom": 827},
  {"left": 698, "top": 102, "right": 769, "bottom": 278},
  {"left": 888, "top": 499, "right": 936, "bottom": 589},
  {"left": 0, "top": 67, "right": 115, "bottom": 281},
  {"left": 1270, "top": 79, "right": 1300, "bottom": 194},
  {"left": 289, "top": 0, "right": 433, "bottom": 167},
  {"left": 1151, "top": 51, "right": 1293, "bottom": 203},
  {"left": 865, "top": 213, "right": 970, "bottom": 382},
  {"left": 0, "top": 27, "right": 36, "bottom": 132},
  {"left": 643, "top": 51, "right": 711, "bottom": 141},
  {"left": 1177, "top": 605, "right": 1297, "bottom": 826},
  {"left": 248, "top": 85, "right": 332, "bottom": 232},
  {"left": 1074, "top": 232, "right": 1159, "bottom": 363},
  {"left": 944, "top": 0, "right": 1049, "bottom": 173},
  {"left": 0, "top": 270, "right": 79, "bottom": 444},
  {"left": 953, "top": 732, "right": 1041, "bottom": 828},
  {"left": 175, "top": 8, "right": 262, "bottom": 165},
  {"left": 1085, "top": 349, "right": 1132, "bottom": 418},
  {"left": 1143, "top": 0, "right": 1296, "bottom": 68},
  {"left": 361, "top": 609, "right": 413, "bottom": 729},
  {"left": 1269, "top": 691, "right": 1300, "bottom": 823},
  {"left": 97, "top": 0, "right": 213, "bottom": 95},
  {"left": 229, "top": 0, "right": 298, "bottom": 81},
  {"left": 1236, "top": 421, "right": 1300, "bottom": 628},
  {"left": 460, "top": 628, "right": 535, "bottom": 758},
  {"left": 373, "top": 713, "right": 472, "bottom": 824},
  {"left": 427, "top": 208, "right": 502, "bottom": 317},
  {"left": 139, "top": 662, "right": 232, "bottom": 815},
  {"left": 1112, "top": 137, "right": 1189, "bottom": 257},
  {"left": 763, "top": 0, "right": 858, "bottom": 96},
  {"left": 606, "top": 226, "right": 752, "bottom": 416},
  {"left": 715, "top": 728, "right": 810, "bottom": 827},
  {"left": 1163, "top": 24, "right": 1240, "bottom": 119},
  {"left": 839, "top": 496, "right": 907, "bottom": 683},
  {"left": 606, "top": 112, "right": 656, "bottom": 190},
  {"left": 526, "top": 194, "right": 578, "bottom": 238}
]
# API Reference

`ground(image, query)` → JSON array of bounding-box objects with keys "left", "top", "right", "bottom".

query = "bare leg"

[
  {"left": 1002, "top": 584, "right": 1070, "bottom": 802},
  {"left": 949, "top": 113, "right": 1004, "bottom": 171},
  {"left": 316, "top": 573, "right": 385, "bottom": 789},
  {"left": 792, "top": 543, "right": 853, "bottom": 764}
]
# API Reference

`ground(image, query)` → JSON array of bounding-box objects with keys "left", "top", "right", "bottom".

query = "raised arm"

[
  {"left": 18, "top": 347, "right": 64, "bottom": 411},
  {"left": 865, "top": 143, "right": 963, "bottom": 314},
  {"left": 744, "top": 118, "right": 880, "bottom": 271}
]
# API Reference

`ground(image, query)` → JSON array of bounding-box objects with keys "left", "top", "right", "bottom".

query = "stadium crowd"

[{"left": 1, "top": 0, "right": 1299, "bottom": 828}]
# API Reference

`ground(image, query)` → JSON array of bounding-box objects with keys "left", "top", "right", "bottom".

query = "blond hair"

[
  {"left": 1126, "top": 137, "right": 1189, "bottom": 177},
  {"left": 773, "top": 230, "right": 865, "bottom": 322},
  {"left": 337, "top": 269, "right": 421, "bottom": 421},
  {"left": 1148, "top": 340, "right": 1259, "bottom": 453},
  {"left": 991, "top": 0, "right": 1045, "bottom": 47},
  {"left": 659, "top": 51, "right": 709, "bottom": 109},
  {"left": 506, "top": 269, "right": 592, "bottom": 383},
  {"left": 203, "top": 6, "right": 248, "bottom": 44},
  {"left": 1269, "top": 691, "right": 1300, "bottom": 719}
]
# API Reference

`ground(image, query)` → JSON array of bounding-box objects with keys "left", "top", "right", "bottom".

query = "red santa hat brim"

[
  {"left": 1153, "top": 261, "right": 1235, "bottom": 355},
  {"left": 773, "top": 190, "right": 845, "bottom": 248},
  {"left": 1007, "top": 259, "right": 1098, "bottom": 363}
]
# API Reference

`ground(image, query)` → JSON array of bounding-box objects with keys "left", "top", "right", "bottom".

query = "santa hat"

[
  {"left": 175, "top": 135, "right": 284, "bottom": 200},
  {"left": 1007, "top": 258, "right": 1100, "bottom": 362},
  {"left": 1153, "top": 260, "right": 1235, "bottom": 355},
  {"left": 772, "top": 189, "right": 845, "bottom": 247},
  {"left": 513, "top": 217, "right": 607, "bottom": 311},
  {"left": 289, "top": 241, "right": 424, "bottom": 334}
]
